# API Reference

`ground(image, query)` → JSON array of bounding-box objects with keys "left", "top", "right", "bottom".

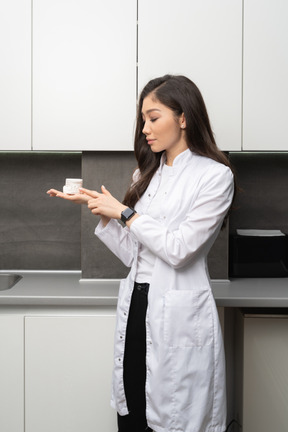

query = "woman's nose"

[{"left": 142, "top": 121, "right": 150, "bottom": 136}]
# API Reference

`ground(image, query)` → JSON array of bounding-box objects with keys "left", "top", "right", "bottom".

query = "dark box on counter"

[{"left": 229, "top": 230, "right": 288, "bottom": 277}]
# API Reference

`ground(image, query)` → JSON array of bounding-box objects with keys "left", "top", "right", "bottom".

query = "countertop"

[{"left": 0, "top": 270, "right": 288, "bottom": 307}]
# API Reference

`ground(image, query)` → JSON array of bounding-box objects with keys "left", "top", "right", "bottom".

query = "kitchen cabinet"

[
  {"left": 243, "top": 0, "right": 288, "bottom": 151},
  {"left": 0, "top": 0, "right": 31, "bottom": 151},
  {"left": 0, "top": 316, "right": 24, "bottom": 432},
  {"left": 0, "top": 309, "right": 117, "bottom": 432},
  {"left": 138, "top": 0, "right": 242, "bottom": 152},
  {"left": 243, "top": 314, "right": 288, "bottom": 431},
  {"left": 234, "top": 311, "right": 288, "bottom": 432},
  {"left": 2, "top": 0, "right": 288, "bottom": 153},
  {"left": 25, "top": 315, "right": 117, "bottom": 432},
  {"left": 33, "top": 0, "right": 136, "bottom": 151}
]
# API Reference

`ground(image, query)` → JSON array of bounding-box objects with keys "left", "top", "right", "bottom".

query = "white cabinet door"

[
  {"left": 243, "top": 0, "right": 288, "bottom": 150},
  {"left": 25, "top": 315, "right": 117, "bottom": 432},
  {"left": 0, "top": 316, "right": 24, "bottom": 432},
  {"left": 0, "top": 0, "right": 31, "bottom": 150},
  {"left": 243, "top": 316, "right": 288, "bottom": 432},
  {"left": 33, "top": 0, "right": 136, "bottom": 151},
  {"left": 138, "top": 0, "right": 242, "bottom": 151}
]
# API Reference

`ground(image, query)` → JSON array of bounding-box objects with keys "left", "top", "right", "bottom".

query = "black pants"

[{"left": 117, "top": 282, "right": 153, "bottom": 432}]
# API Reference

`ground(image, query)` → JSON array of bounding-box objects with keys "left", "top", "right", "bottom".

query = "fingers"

[
  {"left": 87, "top": 198, "right": 99, "bottom": 210},
  {"left": 101, "top": 185, "right": 111, "bottom": 196},
  {"left": 48, "top": 186, "right": 109, "bottom": 199},
  {"left": 47, "top": 189, "right": 71, "bottom": 199},
  {"left": 47, "top": 186, "right": 112, "bottom": 210},
  {"left": 80, "top": 185, "right": 112, "bottom": 199},
  {"left": 46, "top": 188, "right": 90, "bottom": 204},
  {"left": 79, "top": 187, "right": 100, "bottom": 198},
  {"left": 47, "top": 189, "right": 61, "bottom": 196}
]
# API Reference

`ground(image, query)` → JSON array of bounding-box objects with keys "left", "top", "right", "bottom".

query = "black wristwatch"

[{"left": 121, "top": 207, "right": 137, "bottom": 224}]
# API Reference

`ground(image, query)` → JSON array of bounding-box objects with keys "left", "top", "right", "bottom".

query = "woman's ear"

[{"left": 180, "top": 113, "right": 186, "bottom": 129}]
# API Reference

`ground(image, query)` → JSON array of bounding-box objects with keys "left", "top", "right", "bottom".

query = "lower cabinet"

[
  {"left": 25, "top": 315, "right": 117, "bottom": 432},
  {"left": 242, "top": 313, "right": 288, "bottom": 432},
  {"left": 0, "top": 312, "right": 117, "bottom": 432},
  {"left": 4, "top": 307, "right": 288, "bottom": 432},
  {"left": 0, "top": 316, "right": 24, "bottom": 432}
]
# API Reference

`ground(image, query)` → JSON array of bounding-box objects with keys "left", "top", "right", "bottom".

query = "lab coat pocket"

[{"left": 163, "top": 289, "right": 213, "bottom": 347}]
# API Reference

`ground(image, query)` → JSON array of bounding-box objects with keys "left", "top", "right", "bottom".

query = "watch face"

[{"left": 121, "top": 207, "right": 135, "bottom": 222}]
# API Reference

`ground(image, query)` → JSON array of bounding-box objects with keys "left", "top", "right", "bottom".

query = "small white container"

[{"left": 63, "top": 178, "right": 83, "bottom": 194}]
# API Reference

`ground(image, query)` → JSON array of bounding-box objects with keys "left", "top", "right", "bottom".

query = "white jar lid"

[{"left": 65, "top": 178, "right": 83, "bottom": 185}]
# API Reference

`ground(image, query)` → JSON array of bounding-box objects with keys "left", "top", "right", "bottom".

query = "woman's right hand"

[{"left": 46, "top": 189, "right": 90, "bottom": 205}]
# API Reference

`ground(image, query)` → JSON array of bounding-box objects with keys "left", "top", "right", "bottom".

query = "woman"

[{"left": 47, "top": 75, "right": 235, "bottom": 432}]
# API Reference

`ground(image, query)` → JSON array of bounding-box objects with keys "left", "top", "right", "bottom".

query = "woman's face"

[{"left": 141, "top": 95, "right": 187, "bottom": 161}]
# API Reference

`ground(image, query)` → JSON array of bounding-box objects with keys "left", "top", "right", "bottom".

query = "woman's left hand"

[{"left": 81, "top": 185, "right": 127, "bottom": 220}]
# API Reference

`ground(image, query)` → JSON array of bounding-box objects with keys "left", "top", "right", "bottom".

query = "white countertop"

[
  {"left": 0, "top": 270, "right": 288, "bottom": 307},
  {"left": 0, "top": 271, "right": 119, "bottom": 306},
  {"left": 212, "top": 277, "right": 288, "bottom": 307}
]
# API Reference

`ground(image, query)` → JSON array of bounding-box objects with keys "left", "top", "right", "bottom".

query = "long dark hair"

[{"left": 123, "top": 74, "right": 235, "bottom": 208}]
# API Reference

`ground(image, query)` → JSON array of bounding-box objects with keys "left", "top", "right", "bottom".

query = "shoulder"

[
  {"left": 186, "top": 154, "right": 234, "bottom": 197},
  {"left": 182, "top": 152, "right": 232, "bottom": 179},
  {"left": 193, "top": 153, "right": 233, "bottom": 177}
]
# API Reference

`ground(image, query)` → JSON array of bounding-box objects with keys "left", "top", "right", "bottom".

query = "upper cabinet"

[
  {"left": 138, "top": 0, "right": 243, "bottom": 152},
  {"left": 32, "top": 0, "right": 137, "bottom": 151},
  {"left": 243, "top": 0, "right": 288, "bottom": 151},
  {"left": 2, "top": 1, "right": 288, "bottom": 152},
  {"left": 0, "top": 0, "right": 31, "bottom": 151}
]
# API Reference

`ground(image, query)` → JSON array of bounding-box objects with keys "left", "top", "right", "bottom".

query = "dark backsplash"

[
  {"left": 81, "top": 151, "right": 136, "bottom": 279},
  {"left": 0, "top": 152, "right": 81, "bottom": 269},
  {"left": 1, "top": 151, "right": 287, "bottom": 278}
]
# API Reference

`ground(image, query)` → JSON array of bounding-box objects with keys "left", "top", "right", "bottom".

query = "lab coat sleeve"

[
  {"left": 95, "top": 218, "right": 135, "bottom": 267},
  {"left": 129, "top": 165, "right": 234, "bottom": 269},
  {"left": 94, "top": 168, "right": 140, "bottom": 267}
]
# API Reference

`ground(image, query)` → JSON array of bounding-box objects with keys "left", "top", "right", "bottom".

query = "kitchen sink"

[{"left": 0, "top": 273, "right": 23, "bottom": 291}]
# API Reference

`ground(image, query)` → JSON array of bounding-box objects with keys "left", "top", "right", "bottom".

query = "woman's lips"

[{"left": 147, "top": 139, "right": 155, "bottom": 145}]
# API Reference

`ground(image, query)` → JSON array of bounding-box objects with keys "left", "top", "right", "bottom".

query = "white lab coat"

[{"left": 95, "top": 149, "right": 234, "bottom": 432}]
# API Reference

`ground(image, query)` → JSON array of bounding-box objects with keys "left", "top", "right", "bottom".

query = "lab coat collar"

[{"left": 159, "top": 148, "right": 193, "bottom": 176}]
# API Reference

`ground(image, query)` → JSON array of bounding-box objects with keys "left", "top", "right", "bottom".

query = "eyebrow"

[{"left": 142, "top": 108, "right": 161, "bottom": 117}]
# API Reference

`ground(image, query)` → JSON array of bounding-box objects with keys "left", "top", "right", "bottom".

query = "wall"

[
  {"left": 0, "top": 151, "right": 230, "bottom": 278},
  {"left": 0, "top": 152, "right": 81, "bottom": 269},
  {"left": 2, "top": 152, "right": 287, "bottom": 278},
  {"left": 81, "top": 151, "right": 136, "bottom": 278}
]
